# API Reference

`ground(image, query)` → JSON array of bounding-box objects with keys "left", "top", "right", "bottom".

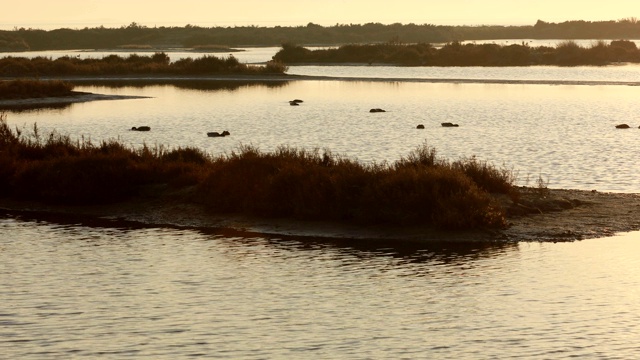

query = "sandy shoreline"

[{"left": 2, "top": 187, "right": 640, "bottom": 242}]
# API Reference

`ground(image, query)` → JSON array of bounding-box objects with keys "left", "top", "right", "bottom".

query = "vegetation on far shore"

[
  {"left": 2, "top": 19, "right": 640, "bottom": 51},
  {"left": 0, "top": 114, "right": 517, "bottom": 230},
  {"left": 274, "top": 39, "right": 640, "bottom": 66},
  {"left": 0, "top": 53, "right": 287, "bottom": 77}
]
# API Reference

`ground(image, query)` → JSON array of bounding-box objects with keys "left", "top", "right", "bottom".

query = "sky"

[{"left": 1, "top": 0, "right": 639, "bottom": 30}]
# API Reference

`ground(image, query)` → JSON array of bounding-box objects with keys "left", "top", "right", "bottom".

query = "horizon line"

[{"left": 2, "top": 18, "right": 634, "bottom": 31}]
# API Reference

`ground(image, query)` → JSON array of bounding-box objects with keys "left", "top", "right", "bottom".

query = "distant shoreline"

[
  {"left": 4, "top": 74, "right": 640, "bottom": 87},
  {"left": 79, "top": 47, "right": 245, "bottom": 53}
]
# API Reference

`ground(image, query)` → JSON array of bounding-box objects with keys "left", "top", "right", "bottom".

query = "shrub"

[{"left": 196, "top": 143, "right": 514, "bottom": 229}]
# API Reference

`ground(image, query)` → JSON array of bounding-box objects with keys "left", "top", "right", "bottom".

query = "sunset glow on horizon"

[{"left": 1, "top": 0, "right": 639, "bottom": 30}]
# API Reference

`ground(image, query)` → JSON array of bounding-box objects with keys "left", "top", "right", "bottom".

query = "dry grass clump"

[
  {"left": 0, "top": 79, "right": 75, "bottom": 100},
  {"left": 0, "top": 114, "right": 515, "bottom": 229},
  {"left": 197, "top": 144, "right": 513, "bottom": 229}
]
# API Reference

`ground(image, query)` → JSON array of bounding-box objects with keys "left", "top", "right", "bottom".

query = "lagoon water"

[
  {"left": 2, "top": 46, "right": 640, "bottom": 358},
  {"left": 2, "top": 215, "right": 640, "bottom": 359}
]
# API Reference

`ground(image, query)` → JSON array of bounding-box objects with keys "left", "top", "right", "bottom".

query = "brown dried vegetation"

[{"left": 0, "top": 114, "right": 516, "bottom": 230}]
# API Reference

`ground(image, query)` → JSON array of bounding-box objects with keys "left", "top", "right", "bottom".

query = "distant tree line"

[
  {"left": 0, "top": 52, "right": 287, "bottom": 77},
  {"left": 1, "top": 19, "right": 640, "bottom": 52},
  {"left": 273, "top": 40, "right": 640, "bottom": 66}
]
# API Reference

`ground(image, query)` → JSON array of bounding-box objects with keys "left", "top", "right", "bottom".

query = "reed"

[{"left": 0, "top": 115, "right": 515, "bottom": 229}]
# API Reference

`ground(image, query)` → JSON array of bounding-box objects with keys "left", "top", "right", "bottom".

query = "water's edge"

[{"left": 2, "top": 187, "right": 639, "bottom": 242}]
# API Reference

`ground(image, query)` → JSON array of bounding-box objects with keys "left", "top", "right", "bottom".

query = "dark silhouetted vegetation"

[
  {"left": 0, "top": 34, "right": 30, "bottom": 51},
  {"left": 0, "top": 79, "right": 75, "bottom": 99},
  {"left": 2, "top": 19, "right": 640, "bottom": 51},
  {"left": 273, "top": 40, "right": 640, "bottom": 66},
  {"left": 0, "top": 114, "right": 516, "bottom": 230},
  {"left": 0, "top": 53, "right": 287, "bottom": 77}
]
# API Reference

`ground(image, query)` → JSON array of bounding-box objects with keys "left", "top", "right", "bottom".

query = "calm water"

[
  {"left": 2, "top": 214, "right": 640, "bottom": 359},
  {"left": 3, "top": 47, "right": 640, "bottom": 358}
]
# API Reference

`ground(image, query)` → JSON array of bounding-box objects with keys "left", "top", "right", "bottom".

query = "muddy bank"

[
  {"left": 0, "top": 91, "right": 150, "bottom": 110},
  {"left": 2, "top": 187, "right": 639, "bottom": 242},
  {"left": 498, "top": 188, "right": 640, "bottom": 241}
]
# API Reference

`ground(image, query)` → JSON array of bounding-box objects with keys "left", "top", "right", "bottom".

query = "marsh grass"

[{"left": 0, "top": 114, "right": 516, "bottom": 229}]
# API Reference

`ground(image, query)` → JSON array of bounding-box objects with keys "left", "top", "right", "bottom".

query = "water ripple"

[{"left": 2, "top": 216, "right": 640, "bottom": 358}]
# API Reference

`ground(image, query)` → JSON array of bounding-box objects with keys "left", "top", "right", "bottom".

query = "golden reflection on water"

[{"left": 2, "top": 213, "right": 640, "bottom": 358}]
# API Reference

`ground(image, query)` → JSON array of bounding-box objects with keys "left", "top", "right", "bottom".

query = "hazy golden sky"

[{"left": 2, "top": 0, "right": 639, "bottom": 29}]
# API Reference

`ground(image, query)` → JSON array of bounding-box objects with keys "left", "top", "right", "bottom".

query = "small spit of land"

[
  {"left": 0, "top": 79, "right": 149, "bottom": 109},
  {"left": 1, "top": 111, "right": 639, "bottom": 242},
  {"left": 3, "top": 186, "right": 639, "bottom": 243}
]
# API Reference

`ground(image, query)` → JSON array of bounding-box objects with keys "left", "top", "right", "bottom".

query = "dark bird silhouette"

[{"left": 207, "top": 130, "right": 231, "bottom": 137}]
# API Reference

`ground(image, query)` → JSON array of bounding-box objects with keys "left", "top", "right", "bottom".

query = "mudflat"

[
  {"left": 0, "top": 91, "right": 149, "bottom": 109},
  {"left": 2, "top": 187, "right": 639, "bottom": 242}
]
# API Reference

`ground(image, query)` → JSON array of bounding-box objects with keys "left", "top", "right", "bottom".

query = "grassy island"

[
  {"left": 0, "top": 52, "right": 287, "bottom": 77},
  {"left": 0, "top": 114, "right": 516, "bottom": 230},
  {"left": 273, "top": 40, "right": 640, "bottom": 66}
]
